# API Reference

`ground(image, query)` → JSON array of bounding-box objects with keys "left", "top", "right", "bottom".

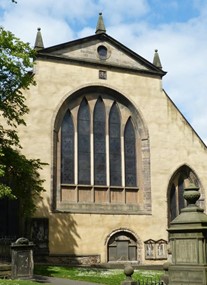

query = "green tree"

[
  {"left": 0, "top": 147, "right": 46, "bottom": 232},
  {"left": 0, "top": 26, "right": 35, "bottom": 147},
  {"left": 0, "top": 27, "right": 45, "bottom": 233}
]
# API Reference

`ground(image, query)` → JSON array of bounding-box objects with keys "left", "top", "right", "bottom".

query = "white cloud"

[
  {"left": 99, "top": 0, "right": 149, "bottom": 24},
  {"left": 105, "top": 14, "right": 207, "bottom": 144}
]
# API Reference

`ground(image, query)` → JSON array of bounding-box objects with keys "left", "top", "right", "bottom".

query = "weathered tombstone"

[
  {"left": 11, "top": 237, "right": 34, "bottom": 280},
  {"left": 168, "top": 183, "right": 207, "bottom": 285}
]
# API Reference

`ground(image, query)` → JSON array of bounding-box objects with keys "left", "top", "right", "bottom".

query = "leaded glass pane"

[
  {"left": 78, "top": 119, "right": 90, "bottom": 134},
  {"left": 178, "top": 176, "right": 185, "bottom": 213},
  {"left": 94, "top": 153, "right": 106, "bottom": 171},
  {"left": 125, "top": 174, "right": 136, "bottom": 187},
  {"left": 110, "top": 138, "right": 121, "bottom": 153},
  {"left": 94, "top": 141, "right": 105, "bottom": 154},
  {"left": 109, "top": 103, "right": 121, "bottom": 186},
  {"left": 94, "top": 98, "right": 106, "bottom": 185},
  {"left": 61, "top": 111, "right": 74, "bottom": 184},
  {"left": 109, "top": 123, "right": 120, "bottom": 138},
  {"left": 110, "top": 171, "right": 122, "bottom": 186},
  {"left": 78, "top": 135, "right": 90, "bottom": 153},
  {"left": 78, "top": 98, "right": 91, "bottom": 185},
  {"left": 170, "top": 183, "right": 177, "bottom": 221},
  {"left": 124, "top": 119, "right": 137, "bottom": 187}
]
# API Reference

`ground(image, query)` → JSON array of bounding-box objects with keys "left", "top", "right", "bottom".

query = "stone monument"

[
  {"left": 168, "top": 183, "right": 207, "bottom": 285},
  {"left": 11, "top": 237, "right": 34, "bottom": 280}
]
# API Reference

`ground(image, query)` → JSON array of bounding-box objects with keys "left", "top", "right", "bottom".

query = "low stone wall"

[
  {"left": 0, "top": 264, "right": 11, "bottom": 278},
  {"left": 35, "top": 254, "right": 101, "bottom": 266}
]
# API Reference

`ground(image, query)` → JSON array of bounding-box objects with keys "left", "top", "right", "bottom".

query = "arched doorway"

[{"left": 107, "top": 230, "right": 138, "bottom": 262}]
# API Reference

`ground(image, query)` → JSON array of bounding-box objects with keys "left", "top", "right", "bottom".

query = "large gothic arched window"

[{"left": 55, "top": 88, "right": 151, "bottom": 214}]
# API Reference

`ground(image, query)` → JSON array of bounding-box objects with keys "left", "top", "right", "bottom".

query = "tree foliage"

[
  {"left": 0, "top": 27, "right": 45, "bottom": 223},
  {"left": 1, "top": 147, "right": 46, "bottom": 217},
  {"left": 0, "top": 26, "right": 36, "bottom": 147}
]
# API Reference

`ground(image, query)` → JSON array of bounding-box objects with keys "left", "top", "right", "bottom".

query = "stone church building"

[{"left": 6, "top": 14, "right": 207, "bottom": 265}]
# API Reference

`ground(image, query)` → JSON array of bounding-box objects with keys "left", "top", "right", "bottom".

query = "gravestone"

[
  {"left": 11, "top": 237, "right": 34, "bottom": 280},
  {"left": 168, "top": 183, "right": 207, "bottom": 285}
]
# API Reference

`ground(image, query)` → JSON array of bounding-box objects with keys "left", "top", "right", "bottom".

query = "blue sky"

[{"left": 0, "top": 0, "right": 207, "bottom": 143}]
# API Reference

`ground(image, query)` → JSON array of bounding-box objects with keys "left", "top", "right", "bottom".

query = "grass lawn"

[
  {"left": 0, "top": 265, "right": 163, "bottom": 285},
  {"left": 34, "top": 265, "right": 163, "bottom": 285}
]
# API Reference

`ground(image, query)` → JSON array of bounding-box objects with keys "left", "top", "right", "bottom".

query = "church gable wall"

[{"left": 17, "top": 57, "right": 207, "bottom": 264}]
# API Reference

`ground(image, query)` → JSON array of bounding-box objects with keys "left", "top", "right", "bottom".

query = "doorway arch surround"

[{"left": 105, "top": 228, "right": 142, "bottom": 263}]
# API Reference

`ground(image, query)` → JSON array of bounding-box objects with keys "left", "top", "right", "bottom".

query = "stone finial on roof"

[
  {"left": 34, "top": 28, "right": 44, "bottom": 51},
  {"left": 153, "top": 49, "right": 162, "bottom": 69},
  {"left": 95, "top": 12, "right": 106, "bottom": 34}
]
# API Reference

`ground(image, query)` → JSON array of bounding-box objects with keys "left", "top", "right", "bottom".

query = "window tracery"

[{"left": 54, "top": 88, "right": 151, "bottom": 214}]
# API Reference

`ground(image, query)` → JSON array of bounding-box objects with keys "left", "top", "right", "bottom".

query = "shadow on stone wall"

[{"left": 29, "top": 196, "right": 87, "bottom": 265}]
